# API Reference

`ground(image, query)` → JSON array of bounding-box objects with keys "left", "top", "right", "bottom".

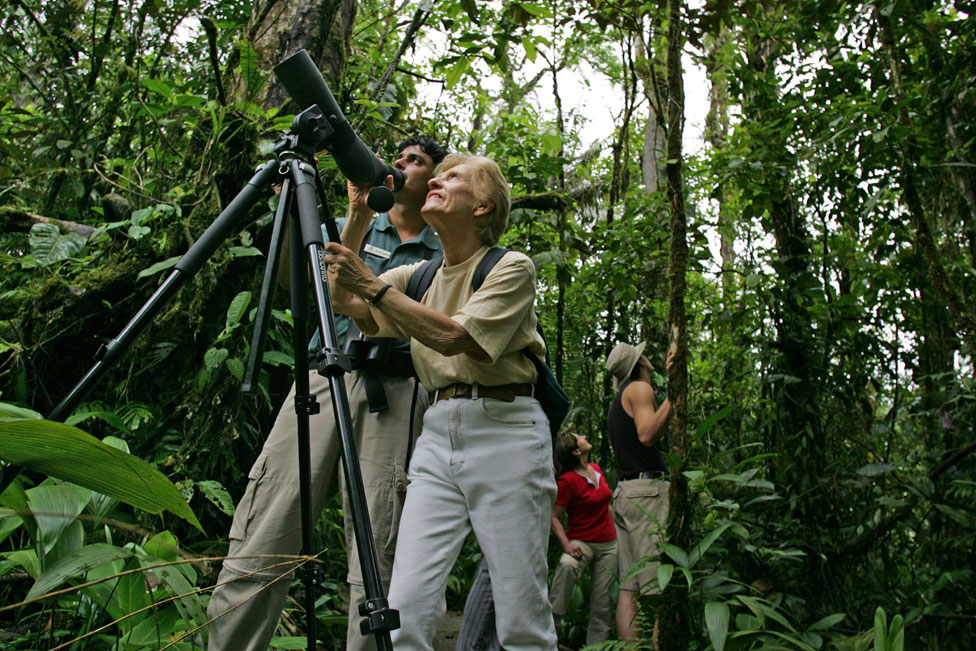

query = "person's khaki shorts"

[{"left": 612, "top": 478, "right": 670, "bottom": 593}]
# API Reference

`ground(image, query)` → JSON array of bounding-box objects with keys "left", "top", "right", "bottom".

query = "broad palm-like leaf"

[{"left": 0, "top": 419, "right": 201, "bottom": 531}]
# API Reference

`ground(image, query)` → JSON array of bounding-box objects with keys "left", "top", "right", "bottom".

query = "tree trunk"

[
  {"left": 551, "top": 50, "right": 568, "bottom": 383},
  {"left": 245, "top": 0, "right": 359, "bottom": 109},
  {"left": 658, "top": 0, "right": 689, "bottom": 647},
  {"left": 703, "top": 24, "right": 734, "bottom": 299},
  {"left": 641, "top": 98, "right": 666, "bottom": 195},
  {"left": 600, "top": 34, "right": 641, "bottom": 466},
  {"left": 740, "top": 2, "right": 823, "bottom": 493}
]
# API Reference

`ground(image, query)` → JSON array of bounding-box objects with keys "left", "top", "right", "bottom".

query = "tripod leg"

[
  {"left": 285, "top": 159, "right": 397, "bottom": 650},
  {"left": 286, "top": 200, "right": 322, "bottom": 651},
  {"left": 243, "top": 175, "right": 294, "bottom": 394}
]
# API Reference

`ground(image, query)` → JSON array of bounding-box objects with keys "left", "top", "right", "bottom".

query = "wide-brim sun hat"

[{"left": 606, "top": 341, "right": 646, "bottom": 391}]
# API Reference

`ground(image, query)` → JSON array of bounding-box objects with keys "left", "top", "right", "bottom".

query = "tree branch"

[
  {"left": 511, "top": 192, "right": 572, "bottom": 212},
  {"left": 394, "top": 66, "right": 444, "bottom": 85},
  {"left": 201, "top": 17, "right": 227, "bottom": 105},
  {"left": 929, "top": 440, "right": 976, "bottom": 481},
  {"left": 0, "top": 208, "right": 96, "bottom": 238},
  {"left": 88, "top": 0, "right": 121, "bottom": 91},
  {"left": 354, "top": 3, "right": 433, "bottom": 131}
]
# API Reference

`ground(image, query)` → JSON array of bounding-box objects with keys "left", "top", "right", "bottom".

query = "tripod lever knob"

[
  {"left": 94, "top": 338, "right": 124, "bottom": 364},
  {"left": 316, "top": 349, "right": 353, "bottom": 377},
  {"left": 358, "top": 598, "right": 400, "bottom": 635},
  {"left": 294, "top": 394, "right": 319, "bottom": 415}
]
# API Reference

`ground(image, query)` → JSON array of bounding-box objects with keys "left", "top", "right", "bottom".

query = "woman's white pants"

[{"left": 388, "top": 395, "right": 558, "bottom": 650}]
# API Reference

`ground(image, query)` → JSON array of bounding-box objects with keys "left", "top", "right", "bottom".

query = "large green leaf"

[
  {"left": 0, "top": 510, "right": 23, "bottom": 547},
  {"left": 88, "top": 436, "right": 128, "bottom": 523},
  {"left": 225, "top": 291, "right": 251, "bottom": 330},
  {"left": 137, "top": 255, "right": 180, "bottom": 278},
  {"left": 26, "top": 482, "right": 91, "bottom": 556},
  {"left": 657, "top": 563, "right": 674, "bottom": 592},
  {"left": 0, "top": 402, "right": 42, "bottom": 420},
  {"left": 705, "top": 601, "right": 730, "bottom": 651},
  {"left": 694, "top": 404, "right": 737, "bottom": 437},
  {"left": 0, "top": 420, "right": 202, "bottom": 531},
  {"left": 659, "top": 542, "right": 689, "bottom": 567},
  {"left": 3, "top": 548, "right": 39, "bottom": 578},
  {"left": 236, "top": 39, "right": 263, "bottom": 94},
  {"left": 196, "top": 480, "right": 235, "bottom": 516},
  {"left": 874, "top": 607, "right": 888, "bottom": 650},
  {"left": 124, "top": 607, "right": 181, "bottom": 646},
  {"left": 807, "top": 612, "right": 846, "bottom": 631},
  {"left": 28, "top": 222, "right": 86, "bottom": 265},
  {"left": 26, "top": 542, "right": 133, "bottom": 601},
  {"left": 0, "top": 477, "right": 30, "bottom": 514},
  {"left": 688, "top": 523, "right": 732, "bottom": 567},
  {"left": 888, "top": 613, "right": 904, "bottom": 651},
  {"left": 80, "top": 549, "right": 148, "bottom": 627},
  {"left": 142, "top": 78, "right": 174, "bottom": 99}
]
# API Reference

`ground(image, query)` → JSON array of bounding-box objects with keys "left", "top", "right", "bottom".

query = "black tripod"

[
  {"left": 0, "top": 106, "right": 398, "bottom": 650},
  {"left": 244, "top": 106, "right": 399, "bottom": 650}
]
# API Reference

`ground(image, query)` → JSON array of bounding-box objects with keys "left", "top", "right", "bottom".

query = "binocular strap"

[{"left": 363, "top": 372, "right": 390, "bottom": 413}]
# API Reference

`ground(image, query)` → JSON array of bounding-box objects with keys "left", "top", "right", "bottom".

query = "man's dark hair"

[{"left": 397, "top": 136, "right": 448, "bottom": 165}]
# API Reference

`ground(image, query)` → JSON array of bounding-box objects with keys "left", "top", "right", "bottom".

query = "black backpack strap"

[
  {"left": 472, "top": 247, "right": 509, "bottom": 292},
  {"left": 406, "top": 248, "right": 509, "bottom": 302},
  {"left": 353, "top": 222, "right": 387, "bottom": 413},
  {"left": 522, "top": 346, "right": 545, "bottom": 375},
  {"left": 536, "top": 322, "right": 551, "bottom": 366},
  {"left": 406, "top": 255, "right": 444, "bottom": 302},
  {"left": 475, "top": 248, "right": 543, "bottom": 364}
]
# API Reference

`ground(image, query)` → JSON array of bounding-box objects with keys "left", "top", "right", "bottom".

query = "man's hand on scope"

[{"left": 347, "top": 152, "right": 396, "bottom": 219}]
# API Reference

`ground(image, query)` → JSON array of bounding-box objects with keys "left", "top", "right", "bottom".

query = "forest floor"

[
  {"left": 432, "top": 610, "right": 463, "bottom": 650},
  {"left": 432, "top": 611, "right": 575, "bottom": 650},
  {"left": 354, "top": 610, "right": 572, "bottom": 650},
  {"left": 336, "top": 591, "right": 573, "bottom": 650}
]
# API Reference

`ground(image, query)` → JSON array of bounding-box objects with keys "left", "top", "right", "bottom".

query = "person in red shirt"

[{"left": 549, "top": 428, "right": 618, "bottom": 645}]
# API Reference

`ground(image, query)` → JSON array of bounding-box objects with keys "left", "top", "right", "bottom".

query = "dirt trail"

[{"left": 432, "top": 610, "right": 463, "bottom": 650}]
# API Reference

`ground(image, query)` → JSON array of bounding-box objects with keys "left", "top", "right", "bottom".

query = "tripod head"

[
  {"left": 274, "top": 105, "right": 334, "bottom": 162},
  {"left": 273, "top": 105, "right": 396, "bottom": 214}
]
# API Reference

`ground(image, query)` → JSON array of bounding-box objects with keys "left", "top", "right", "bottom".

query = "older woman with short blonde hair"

[
  {"left": 325, "top": 153, "right": 557, "bottom": 650},
  {"left": 435, "top": 153, "right": 511, "bottom": 246}
]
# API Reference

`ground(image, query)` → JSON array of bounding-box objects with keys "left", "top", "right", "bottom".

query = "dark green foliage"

[{"left": 2, "top": 0, "right": 976, "bottom": 648}]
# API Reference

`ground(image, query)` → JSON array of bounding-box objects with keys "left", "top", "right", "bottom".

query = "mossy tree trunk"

[{"left": 658, "top": 0, "right": 690, "bottom": 646}]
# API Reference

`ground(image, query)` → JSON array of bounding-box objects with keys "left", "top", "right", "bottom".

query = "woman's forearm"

[
  {"left": 550, "top": 514, "right": 571, "bottom": 548},
  {"left": 369, "top": 288, "right": 489, "bottom": 360}
]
